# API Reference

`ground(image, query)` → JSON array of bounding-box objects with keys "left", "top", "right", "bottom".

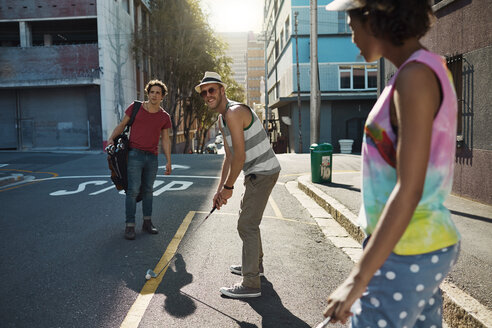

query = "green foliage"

[{"left": 133, "top": 0, "right": 243, "bottom": 153}]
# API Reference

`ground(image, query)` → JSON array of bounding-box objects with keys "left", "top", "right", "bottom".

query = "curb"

[{"left": 297, "top": 174, "right": 492, "bottom": 328}]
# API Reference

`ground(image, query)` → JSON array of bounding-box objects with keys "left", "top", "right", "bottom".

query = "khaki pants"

[{"left": 238, "top": 172, "right": 279, "bottom": 289}]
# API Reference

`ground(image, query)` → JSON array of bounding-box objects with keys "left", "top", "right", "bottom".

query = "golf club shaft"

[
  {"left": 315, "top": 316, "right": 331, "bottom": 328},
  {"left": 149, "top": 206, "right": 216, "bottom": 278}
]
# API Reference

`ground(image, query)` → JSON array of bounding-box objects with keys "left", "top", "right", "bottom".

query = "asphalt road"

[{"left": 0, "top": 151, "right": 355, "bottom": 328}]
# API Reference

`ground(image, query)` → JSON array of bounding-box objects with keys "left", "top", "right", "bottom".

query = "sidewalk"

[{"left": 296, "top": 155, "right": 492, "bottom": 328}]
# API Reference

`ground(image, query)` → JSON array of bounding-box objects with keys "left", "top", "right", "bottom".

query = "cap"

[{"left": 325, "top": 0, "right": 365, "bottom": 11}]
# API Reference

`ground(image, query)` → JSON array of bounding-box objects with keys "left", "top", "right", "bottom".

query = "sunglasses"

[{"left": 200, "top": 87, "right": 219, "bottom": 98}]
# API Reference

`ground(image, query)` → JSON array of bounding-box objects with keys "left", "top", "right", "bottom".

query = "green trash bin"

[{"left": 310, "top": 143, "right": 333, "bottom": 183}]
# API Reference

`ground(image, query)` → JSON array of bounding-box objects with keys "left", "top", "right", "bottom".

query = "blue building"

[{"left": 264, "top": 0, "right": 377, "bottom": 153}]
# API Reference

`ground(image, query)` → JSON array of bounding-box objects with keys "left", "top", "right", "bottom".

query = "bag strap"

[{"left": 124, "top": 101, "right": 142, "bottom": 133}]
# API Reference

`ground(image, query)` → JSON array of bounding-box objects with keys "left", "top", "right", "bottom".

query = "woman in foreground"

[{"left": 323, "top": 0, "right": 460, "bottom": 327}]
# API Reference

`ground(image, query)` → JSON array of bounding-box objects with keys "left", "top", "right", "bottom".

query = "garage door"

[
  {"left": 19, "top": 87, "right": 90, "bottom": 149},
  {"left": 0, "top": 90, "right": 18, "bottom": 149}
]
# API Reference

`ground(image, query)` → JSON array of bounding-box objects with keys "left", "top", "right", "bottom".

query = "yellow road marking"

[
  {"left": 279, "top": 172, "right": 311, "bottom": 178},
  {"left": 279, "top": 170, "right": 359, "bottom": 179},
  {"left": 0, "top": 169, "right": 58, "bottom": 192},
  {"left": 122, "top": 202, "right": 315, "bottom": 325},
  {"left": 268, "top": 196, "right": 283, "bottom": 219},
  {"left": 120, "top": 211, "right": 196, "bottom": 328},
  {"left": 195, "top": 209, "right": 317, "bottom": 226}
]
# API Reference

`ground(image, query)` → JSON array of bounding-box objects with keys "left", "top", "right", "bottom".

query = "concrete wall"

[
  {"left": 380, "top": 0, "right": 491, "bottom": 204},
  {"left": 331, "top": 100, "right": 373, "bottom": 153},
  {"left": 97, "top": 0, "right": 138, "bottom": 146},
  {"left": 422, "top": 0, "right": 492, "bottom": 204},
  {"left": 0, "top": 44, "right": 100, "bottom": 87},
  {"left": 0, "top": 0, "right": 97, "bottom": 20},
  {"left": 447, "top": 46, "right": 491, "bottom": 204}
]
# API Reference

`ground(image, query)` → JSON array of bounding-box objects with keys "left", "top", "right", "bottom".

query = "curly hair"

[
  {"left": 349, "top": 0, "right": 434, "bottom": 46},
  {"left": 145, "top": 79, "right": 168, "bottom": 96}
]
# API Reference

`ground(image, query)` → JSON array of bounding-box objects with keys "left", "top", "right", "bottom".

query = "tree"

[{"left": 134, "top": 0, "right": 241, "bottom": 153}]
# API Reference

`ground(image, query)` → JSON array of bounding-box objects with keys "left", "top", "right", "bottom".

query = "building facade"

[
  {"left": 246, "top": 32, "right": 265, "bottom": 108},
  {"left": 380, "top": 0, "right": 492, "bottom": 205},
  {"left": 421, "top": 0, "right": 491, "bottom": 204},
  {"left": 219, "top": 32, "right": 248, "bottom": 91},
  {"left": 263, "top": 0, "right": 377, "bottom": 153},
  {"left": 0, "top": 0, "right": 151, "bottom": 151}
]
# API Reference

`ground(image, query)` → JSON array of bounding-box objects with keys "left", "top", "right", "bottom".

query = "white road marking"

[
  {"left": 153, "top": 181, "right": 193, "bottom": 196},
  {"left": 49, "top": 181, "right": 108, "bottom": 196}
]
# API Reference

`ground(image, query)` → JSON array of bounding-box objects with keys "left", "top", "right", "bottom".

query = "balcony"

[{"left": 0, "top": 43, "right": 100, "bottom": 88}]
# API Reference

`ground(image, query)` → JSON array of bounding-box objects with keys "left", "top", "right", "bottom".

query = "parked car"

[
  {"left": 215, "top": 134, "right": 223, "bottom": 144},
  {"left": 205, "top": 143, "right": 218, "bottom": 154}
]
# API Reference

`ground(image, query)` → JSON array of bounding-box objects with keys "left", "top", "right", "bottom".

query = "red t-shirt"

[{"left": 125, "top": 102, "right": 172, "bottom": 155}]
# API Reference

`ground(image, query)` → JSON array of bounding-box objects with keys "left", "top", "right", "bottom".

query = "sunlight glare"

[{"left": 200, "top": 0, "right": 264, "bottom": 33}]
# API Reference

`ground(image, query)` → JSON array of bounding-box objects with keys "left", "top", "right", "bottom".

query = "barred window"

[{"left": 447, "top": 54, "right": 463, "bottom": 139}]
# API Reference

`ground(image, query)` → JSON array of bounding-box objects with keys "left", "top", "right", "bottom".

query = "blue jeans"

[{"left": 125, "top": 148, "right": 158, "bottom": 225}]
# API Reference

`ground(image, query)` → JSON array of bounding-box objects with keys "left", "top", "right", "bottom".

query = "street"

[{"left": 0, "top": 152, "right": 356, "bottom": 328}]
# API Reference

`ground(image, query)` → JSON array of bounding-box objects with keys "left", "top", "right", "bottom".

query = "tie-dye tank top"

[{"left": 360, "top": 49, "right": 460, "bottom": 255}]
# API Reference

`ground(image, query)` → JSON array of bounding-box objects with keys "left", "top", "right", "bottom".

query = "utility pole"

[
  {"left": 310, "top": 0, "right": 320, "bottom": 145},
  {"left": 294, "top": 11, "right": 303, "bottom": 153}
]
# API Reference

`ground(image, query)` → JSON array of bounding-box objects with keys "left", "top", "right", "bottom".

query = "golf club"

[
  {"left": 145, "top": 206, "right": 217, "bottom": 280},
  {"left": 315, "top": 316, "right": 331, "bottom": 328}
]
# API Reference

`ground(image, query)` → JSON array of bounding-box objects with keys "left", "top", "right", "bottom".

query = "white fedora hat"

[
  {"left": 195, "top": 71, "right": 227, "bottom": 93},
  {"left": 325, "top": 0, "right": 365, "bottom": 11}
]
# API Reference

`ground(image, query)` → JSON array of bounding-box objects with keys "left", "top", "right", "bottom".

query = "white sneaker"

[{"left": 230, "top": 264, "right": 264, "bottom": 276}]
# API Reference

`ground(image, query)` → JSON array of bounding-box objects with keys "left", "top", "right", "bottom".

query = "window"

[
  {"left": 0, "top": 22, "right": 21, "bottom": 47},
  {"left": 367, "top": 65, "right": 377, "bottom": 88},
  {"left": 339, "top": 64, "right": 378, "bottom": 90},
  {"left": 446, "top": 54, "right": 463, "bottom": 139},
  {"left": 338, "top": 12, "right": 349, "bottom": 33},
  {"left": 285, "top": 16, "right": 290, "bottom": 43},
  {"left": 122, "top": 0, "right": 130, "bottom": 13},
  {"left": 339, "top": 66, "right": 351, "bottom": 89},
  {"left": 30, "top": 19, "right": 98, "bottom": 46},
  {"left": 280, "top": 30, "right": 284, "bottom": 49},
  {"left": 353, "top": 65, "right": 365, "bottom": 89}
]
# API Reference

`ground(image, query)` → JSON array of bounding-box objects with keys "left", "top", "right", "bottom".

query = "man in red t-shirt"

[{"left": 108, "top": 80, "right": 172, "bottom": 240}]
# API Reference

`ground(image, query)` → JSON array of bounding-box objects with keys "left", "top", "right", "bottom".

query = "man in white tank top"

[{"left": 196, "top": 72, "right": 280, "bottom": 298}]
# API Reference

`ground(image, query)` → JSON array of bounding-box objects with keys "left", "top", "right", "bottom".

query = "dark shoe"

[
  {"left": 142, "top": 220, "right": 158, "bottom": 234},
  {"left": 220, "top": 283, "right": 261, "bottom": 298},
  {"left": 230, "top": 264, "right": 264, "bottom": 276},
  {"left": 125, "top": 226, "right": 136, "bottom": 240}
]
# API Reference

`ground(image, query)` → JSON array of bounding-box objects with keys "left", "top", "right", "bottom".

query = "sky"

[{"left": 199, "top": 0, "right": 265, "bottom": 33}]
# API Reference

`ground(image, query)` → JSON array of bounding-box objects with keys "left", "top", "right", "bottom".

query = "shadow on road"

[
  {"left": 181, "top": 291, "right": 258, "bottom": 328},
  {"left": 319, "top": 181, "right": 360, "bottom": 193},
  {"left": 243, "top": 277, "right": 311, "bottom": 328},
  {"left": 160, "top": 253, "right": 196, "bottom": 317},
  {"left": 450, "top": 210, "right": 492, "bottom": 223}
]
